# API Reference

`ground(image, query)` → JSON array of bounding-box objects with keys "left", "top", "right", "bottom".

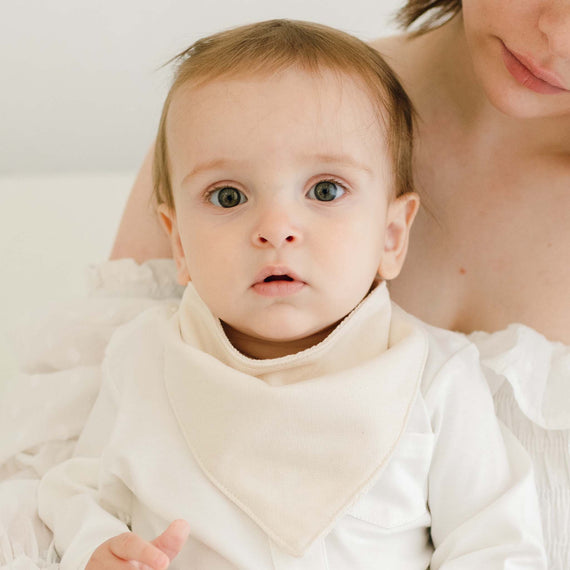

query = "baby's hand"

[{"left": 86, "top": 519, "right": 191, "bottom": 569}]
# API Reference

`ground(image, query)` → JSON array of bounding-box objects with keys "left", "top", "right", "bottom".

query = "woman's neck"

[{"left": 374, "top": 18, "right": 570, "bottom": 343}]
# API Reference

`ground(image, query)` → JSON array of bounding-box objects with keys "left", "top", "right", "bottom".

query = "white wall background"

[
  {"left": 0, "top": 0, "right": 403, "bottom": 175},
  {"left": 0, "top": 0, "right": 404, "bottom": 379}
]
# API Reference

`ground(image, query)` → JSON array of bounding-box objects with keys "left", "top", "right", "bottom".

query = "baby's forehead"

[
  {"left": 169, "top": 66, "right": 391, "bottom": 139},
  {"left": 170, "top": 71, "right": 388, "bottom": 150},
  {"left": 175, "top": 64, "right": 387, "bottom": 107}
]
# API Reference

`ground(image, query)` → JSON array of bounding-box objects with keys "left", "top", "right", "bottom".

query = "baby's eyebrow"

[
  {"left": 310, "top": 153, "right": 374, "bottom": 175},
  {"left": 181, "top": 158, "right": 237, "bottom": 185},
  {"left": 181, "top": 153, "right": 373, "bottom": 187}
]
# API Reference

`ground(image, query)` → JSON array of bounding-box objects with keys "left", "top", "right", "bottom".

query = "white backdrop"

[
  {"left": 0, "top": 0, "right": 404, "bottom": 380},
  {"left": 0, "top": 0, "right": 403, "bottom": 174}
]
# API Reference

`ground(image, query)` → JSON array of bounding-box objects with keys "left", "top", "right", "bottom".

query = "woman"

[
  {"left": 109, "top": 1, "right": 570, "bottom": 568},
  {"left": 373, "top": 6, "right": 570, "bottom": 567}
]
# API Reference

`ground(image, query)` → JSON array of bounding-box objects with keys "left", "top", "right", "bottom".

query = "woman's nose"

[
  {"left": 251, "top": 208, "right": 302, "bottom": 248},
  {"left": 538, "top": 1, "right": 570, "bottom": 60}
]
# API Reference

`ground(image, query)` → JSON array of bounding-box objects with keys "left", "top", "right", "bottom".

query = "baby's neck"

[{"left": 221, "top": 320, "right": 340, "bottom": 360}]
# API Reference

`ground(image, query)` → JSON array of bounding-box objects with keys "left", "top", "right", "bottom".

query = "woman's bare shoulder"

[
  {"left": 368, "top": 32, "right": 434, "bottom": 93},
  {"left": 369, "top": 34, "right": 412, "bottom": 65}
]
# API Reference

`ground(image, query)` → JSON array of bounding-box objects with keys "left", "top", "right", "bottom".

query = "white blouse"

[
  {"left": 470, "top": 325, "right": 570, "bottom": 570},
  {"left": 0, "top": 259, "right": 565, "bottom": 569}
]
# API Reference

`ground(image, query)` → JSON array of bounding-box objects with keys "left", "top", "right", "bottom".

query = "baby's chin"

[{"left": 221, "top": 320, "right": 341, "bottom": 360}]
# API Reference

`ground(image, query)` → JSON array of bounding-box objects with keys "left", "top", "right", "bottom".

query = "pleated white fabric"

[{"left": 471, "top": 325, "right": 570, "bottom": 570}]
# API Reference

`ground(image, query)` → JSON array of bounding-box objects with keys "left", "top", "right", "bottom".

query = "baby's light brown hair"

[{"left": 153, "top": 19, "right": 415, "bottom": 210}]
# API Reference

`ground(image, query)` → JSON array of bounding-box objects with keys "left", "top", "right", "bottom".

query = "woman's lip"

[
  {"left": 501, "top": 42, "right": 569, "bottom": 94},
  {"left": 510, "top": 48, "right": 568, "bottom": 90}
]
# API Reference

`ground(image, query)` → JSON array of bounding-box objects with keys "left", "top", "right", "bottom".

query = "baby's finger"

[
  {"left": 128, "top": 562, "right": 158, "bottom": 570},
  {"left": 108, "top": 532, "right": 169, "bottom": 570},
  {"left": 151, "top": 519, "right": 191, "bottom": 561}
]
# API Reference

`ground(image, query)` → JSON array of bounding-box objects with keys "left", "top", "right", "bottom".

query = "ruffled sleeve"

[
  {"left": 469, "top": 324, "right": 570, "bottom": 431},
  {"left": 469, "top": 324, "right": 570, "bottom": 569},
  {"left": 14, "top": 259, "right": 183, "bottom": 376},
  {"left": 87, "top": 258, "right": 182, "bottom": 300}
]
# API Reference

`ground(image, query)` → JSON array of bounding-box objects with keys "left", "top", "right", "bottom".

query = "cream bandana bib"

[{"left": 162, "top": 283, "right": 427, "bottom": 556}]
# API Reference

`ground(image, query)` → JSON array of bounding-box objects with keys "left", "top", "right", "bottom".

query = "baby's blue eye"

[
  {"left": 209, "top": 186, "right": 247, "bottom": 208},
  {"left": 307, "top": 181, "right": 345, "bottom": 202}
]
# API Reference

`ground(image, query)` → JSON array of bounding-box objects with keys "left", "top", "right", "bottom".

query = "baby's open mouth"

[
  {"left": 252, "top": 270, "right": 305, "bottom": 296},
  {"left": 264, "top": 275, "right": 294, "bottom": 282}
]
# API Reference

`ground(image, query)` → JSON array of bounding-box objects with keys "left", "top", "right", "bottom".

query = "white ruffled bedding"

[
  {"left": 0, "top": 480, "right": 57, "bottom": 569},
  {"left": 1, "top": 260, "right": 568, "bottom": 569},
  {"left": 0, "top": 260, "right": 183, "bottom": 569}
]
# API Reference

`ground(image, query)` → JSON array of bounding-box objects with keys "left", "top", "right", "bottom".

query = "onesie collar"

[{"left": 163, "top": 283, "right": 428, "bottom": 556}]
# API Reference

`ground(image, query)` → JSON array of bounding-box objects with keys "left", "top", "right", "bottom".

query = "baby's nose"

[
  {"left": 252, "top": 209, "right": 302, "bottom": 248},
  {"left": 255, "top": 233, "right": 297, "bottom": 246}
]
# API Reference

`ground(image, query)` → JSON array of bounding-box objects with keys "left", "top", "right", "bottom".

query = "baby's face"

[{"left": 161, "top": 67, "right": 417, "bottom": 358}]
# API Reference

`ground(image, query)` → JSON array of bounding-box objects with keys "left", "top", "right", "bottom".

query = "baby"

[{"left": 38, "top": 19, "right": 546, "bottom": 570}]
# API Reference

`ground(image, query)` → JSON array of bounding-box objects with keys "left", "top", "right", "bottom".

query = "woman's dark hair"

[{"left": 396, "top": 0, "right": 462, "bottom": 32}]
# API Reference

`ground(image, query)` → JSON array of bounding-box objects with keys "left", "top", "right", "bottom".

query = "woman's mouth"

[{"left": 501, "top": 42, "right": 569, "bottom": 95}]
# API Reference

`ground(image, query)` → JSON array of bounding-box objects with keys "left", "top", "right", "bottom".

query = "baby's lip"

[{"left": 252, "top": 266, "right": 305, "bottom": 285}]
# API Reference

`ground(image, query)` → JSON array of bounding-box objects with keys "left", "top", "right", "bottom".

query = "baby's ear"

[
  {"left": 377, "top": 192, "right": 419, "bottom": 281},
  {"left": 157, "top": 204, "right": 191, "bottom": 286}
]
